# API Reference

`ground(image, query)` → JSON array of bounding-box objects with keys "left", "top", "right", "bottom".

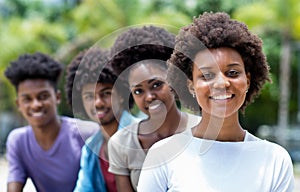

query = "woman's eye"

[
  {"left": 133, "top": 89, "right": 143, "bottom": 95},
  {"left": 152, "top": 81, "right": 163, "bottom": 88},
  {"left": 202, "top": 73, "right": 215, "bottom": 80},
  {"left": 227, "top": 70, "right": 240, "bottom": 77}
]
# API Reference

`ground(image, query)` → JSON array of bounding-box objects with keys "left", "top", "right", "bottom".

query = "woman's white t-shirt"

[
  {"left": 108, "top": 113, "right": 201, "bottom": 191},
  {"left": 138, "top": 129, "right": 294, "bottom": 192}
]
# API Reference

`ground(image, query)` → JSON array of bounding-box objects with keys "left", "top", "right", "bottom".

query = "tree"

[
  {"left": 234, "top": 0, "right": 300, "bottom": 146},
  {"left": 0, "top": 0, "right": 195, "bottom": 117}
]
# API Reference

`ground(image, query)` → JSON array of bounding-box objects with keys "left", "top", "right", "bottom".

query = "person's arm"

[
  {"left": 73, "top": 145, "right": 94, "bottom": 192},
  {"left": 137, "top": 162, "right": 167, "bottom": 192},
  {"left": 271, "top": 146, "right": 295, "bottom": 192},
  {"left": 6, "top": 131, "right": 26, "bottom": 192},
  {"left": 74, "top": 132, "right": 107, "bottom": 192},
  {"left": 115, "top": 175, "right": 134, "bottom": 192},
  {"left": 108, "top": 136, "right": 134, "bottom": 191},
  {"left": 137, "top": 140, "right": 172, "bottom": 192},
  {"left": 75, "top": 119, "right": 100, "bottom": 141},
  {"left": 7, "top": 182, "right": 24, "bottom": 192}
]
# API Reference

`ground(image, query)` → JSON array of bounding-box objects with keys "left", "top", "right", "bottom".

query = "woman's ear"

[{"left": 187, "top": 79, "right": 195, "bottom": 97}]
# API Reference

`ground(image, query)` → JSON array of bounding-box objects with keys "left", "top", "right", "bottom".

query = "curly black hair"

[
  {"left": 66, "top": 47, "right": 133, "bottom": 119},
  {"left": 109, "top": 25, "right": 175, "bottom": 78},
  {"left": 5, "top": 52, "right": 63, "bottom": 91},
  {"left": 168, "top": 12, "right": 271, "bottom": 112}
]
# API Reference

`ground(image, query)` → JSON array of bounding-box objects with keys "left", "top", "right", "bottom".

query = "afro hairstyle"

[
  {"left": 168, "top": 12, "right": 271, "bottom": 112},
  {"left": 5, "top": 52, "right": 63, "bottom": 91},
  {"left": 109, "top": 25, "right": 175, "bottom": 79},
  {"left": 66, "top": 47, "right": 133, "bottom": 119}
]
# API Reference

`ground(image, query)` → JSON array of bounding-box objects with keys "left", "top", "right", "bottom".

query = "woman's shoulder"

[
  {"left": 245, "top": 132, "right": 293, "bottom": 163},
  {"left": 262, "top": 139, "right": 291, "bottom": 157},
  {"left": 143, "top": 130, "right": 194, "bottom": 169},
  {"left": 109, "top": 122, "right": 140, "bottom": 145}
]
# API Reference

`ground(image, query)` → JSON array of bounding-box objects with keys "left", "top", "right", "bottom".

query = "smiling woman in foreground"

[{"left": 137, "top": 12, "right": 294, "bottom": 192}]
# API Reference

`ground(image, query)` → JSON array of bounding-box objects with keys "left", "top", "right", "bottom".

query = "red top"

[{"left": 99, "top": 145, "right": 117, "bottom": 192}]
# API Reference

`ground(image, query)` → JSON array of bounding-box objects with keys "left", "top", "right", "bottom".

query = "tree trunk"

[{"left": 277, "top": 34, "right": 291, "bottom": 147}]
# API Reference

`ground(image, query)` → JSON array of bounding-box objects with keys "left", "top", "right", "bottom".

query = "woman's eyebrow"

[{"left": 130, "top": 78, "right": 159, "bottom": 88}]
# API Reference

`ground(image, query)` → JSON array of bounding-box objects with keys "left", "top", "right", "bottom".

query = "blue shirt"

[{"left": 73, "top": 111, "right": 139, "bottom": 192}]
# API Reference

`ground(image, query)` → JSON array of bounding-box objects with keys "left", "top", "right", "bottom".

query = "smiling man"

[
  {"left": 65, "top": 47, "right": 140, "bottom": 192},
  {"left": 4, "top": 52, "right": 98, "bottom": 192}
]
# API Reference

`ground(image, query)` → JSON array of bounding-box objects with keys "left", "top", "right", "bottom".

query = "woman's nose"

[
  {"left": 213, "top": 73, "right": 230, "bottom": 89},
  {"left": 145, "top": 91, "right": 156, "bottom": 102}
]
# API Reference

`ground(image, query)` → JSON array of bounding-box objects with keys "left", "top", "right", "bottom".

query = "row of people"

[{"left": 5, "top": 12, "right": 294, "bottom": 192}]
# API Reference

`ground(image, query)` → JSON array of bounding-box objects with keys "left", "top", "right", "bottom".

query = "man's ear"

[
  {"left": 56, "top": 90, "right": 61, "bottom": 104},
  {"left": 15, "top": 98, "right": 20, "bottom": 111},
  {"left": 187, "top": 79, "right": 195, "bottom": 95}
]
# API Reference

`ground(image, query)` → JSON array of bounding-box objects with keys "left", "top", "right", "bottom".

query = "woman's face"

[
  {"left": 128, "top": 62, "right": 175, "bottom": 117},
  {"left": 188, "top": 47, "right": 250, "bottom": 118}
]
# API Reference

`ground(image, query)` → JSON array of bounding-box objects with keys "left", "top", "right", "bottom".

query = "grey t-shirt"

[{"left": 108, "top": 112, "right": 201, "bottom": 191}]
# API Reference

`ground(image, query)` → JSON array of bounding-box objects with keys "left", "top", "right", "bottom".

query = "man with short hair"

[
  {"left": 66, "top": 47, "right": 140, "bottom": 192},
  {"left": 5, "top": 52, "right": 97, "bottom": 192}
]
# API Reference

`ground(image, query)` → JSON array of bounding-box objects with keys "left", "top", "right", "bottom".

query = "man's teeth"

[
  {"left": 32, "top": 112, "right": 43, "bottom": 117},
  {"left": 97, "top": 111, "right": 105, "bottom": 115},
  {"left": 212, "top": 95, "right": 232, "bottom": 100}
]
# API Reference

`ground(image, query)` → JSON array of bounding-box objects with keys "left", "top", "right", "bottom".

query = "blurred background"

[{"left": 0, "top": 0, "right": 300, "bottom": 181}]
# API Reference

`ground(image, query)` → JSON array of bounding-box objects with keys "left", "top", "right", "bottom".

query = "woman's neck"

[
  {"left": 141, "top": 104, "right": 183, "bottom": 136},
  {"left": 138, "top": 105, "right": 186, "bottom": 150},
  {"left": 193, "top": 111, "right": 245, "bottom": 142}
]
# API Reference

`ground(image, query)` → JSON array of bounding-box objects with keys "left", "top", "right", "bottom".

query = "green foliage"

[
  {"left": 260, "top": 31, "right": 281, "bottom": 101},
  {"left": 241, "top": 94, "right": 278, "bottom": 134},
  {"left": 233, "top": 0, "right": 300, "bottom": 41},
  {"left": 0, "top": 17, "right": 68, "bottom": 76},
  {"left": 233, "top": 2, "right": 276, "bottom": 32},
  {"left": 1, "top": 0, "right": 299, "bottom": 134},
  {"left": 234, "top": 0, "right": 300, "bottom": 134}
]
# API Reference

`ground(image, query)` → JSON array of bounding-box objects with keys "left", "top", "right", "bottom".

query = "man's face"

[
  {"left": 16, "top": 79, "right": 61, "bottom": 129},
  {"left": 82, "top": 83, "right": 121, "bottom": 126},
  {"left": 81, "top": 83, "right": 98, "bottom": 122}
]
